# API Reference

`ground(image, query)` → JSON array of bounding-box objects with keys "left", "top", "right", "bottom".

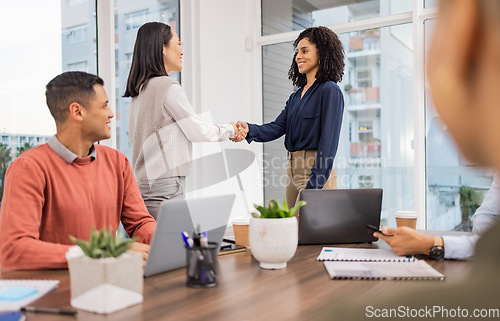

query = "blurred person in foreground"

[
  {"left": 376, "top": 175, "right": 499, "bottom": 260},
  {"left": 321, "top": 1, "right": 500, "bottom": 319}
]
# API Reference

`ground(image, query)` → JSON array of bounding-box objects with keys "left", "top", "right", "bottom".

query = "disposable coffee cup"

[
  {"left": 395, "top": 211, "right": 418, "bottom": 229},
  {"left": 232, "top": 219, "right": 250, "bottom": 247}
]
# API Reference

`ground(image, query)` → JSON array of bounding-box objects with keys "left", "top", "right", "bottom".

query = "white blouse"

[{"left": 163, "top": 84, "right": 234, "bottom": 142}]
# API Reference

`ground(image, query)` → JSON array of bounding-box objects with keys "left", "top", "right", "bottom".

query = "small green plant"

[
  {"left": 344, "top": 83, "right": 353, "bottom": 92},
  {"left": 458, "top": 186, "right": 485, "bottom": 231},
  {"left": 70, "top": 227, "right": 136, "bottom": 259},
  {"left": 252, "top": 199, "right": 306, "bottom": 219}
]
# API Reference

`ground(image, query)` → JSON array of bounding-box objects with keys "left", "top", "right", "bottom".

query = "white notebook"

[
  {"left": 317, "top": 247, "right": 416, "bottom": 262},
  {"left": 0, "top": 280, "right": 59, "bottom": 312},
  {"left": 323, "top": 261, "right": 445, "bottom": 280}
]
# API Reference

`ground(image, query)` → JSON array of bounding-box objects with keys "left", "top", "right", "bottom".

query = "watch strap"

[{"left": 433, "top": 236, "right": 444, "bottom": 247}]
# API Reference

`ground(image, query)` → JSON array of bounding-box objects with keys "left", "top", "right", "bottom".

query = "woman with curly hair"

[{"left": 236, "top": 26, "right": 345, "bottom": 208}]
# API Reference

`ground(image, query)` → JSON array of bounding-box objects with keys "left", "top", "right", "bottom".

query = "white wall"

[{"left": 181, "top": 0, "right": 263, "bottom": 221}]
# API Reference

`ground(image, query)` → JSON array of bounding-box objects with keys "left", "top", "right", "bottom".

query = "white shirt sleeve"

[
  {"left": 163, "top": 84, "right": 234, "bottom": 142},
  {"left": 443, "top": 175, "right": 500, "bottom": 259}
]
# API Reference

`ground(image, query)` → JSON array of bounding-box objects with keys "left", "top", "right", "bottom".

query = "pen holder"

[{"left": 185, "top": 242, "right": 218, "bottom": 288}]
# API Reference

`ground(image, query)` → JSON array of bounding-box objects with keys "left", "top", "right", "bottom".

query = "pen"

[
  {"left": 21, "top": 306, "right": 78, "bottom": 315},
  {"left": 181, "top": 231, "right": 194, "bottom": 248},
  {"left": 201, "top": 230, "right": 208, "bottom": 247}
]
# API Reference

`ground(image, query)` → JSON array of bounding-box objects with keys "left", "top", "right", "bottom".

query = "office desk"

[{"left": 1, "top": 244, "right": 472, "bottom": 321}]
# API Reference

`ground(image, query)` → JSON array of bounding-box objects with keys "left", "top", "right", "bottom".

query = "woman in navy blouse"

[{"left": 236, "top": 26, "right": 345, "bottom": 208}]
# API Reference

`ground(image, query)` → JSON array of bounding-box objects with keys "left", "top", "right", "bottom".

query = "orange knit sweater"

[{"left": 0, "top": 143, "right": 156, "bottom": 271}]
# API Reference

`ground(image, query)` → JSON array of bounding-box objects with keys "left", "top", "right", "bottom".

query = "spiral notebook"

[
  {"left": 0, "top": 280, "right": 59, "bottom": 312},
  {"left": 323, "top": 261, "right": 445, "bottom": 280},
  {"left": 316, "top": 247, "right": 416, "bottom": 262},
  {"left": 317, "top": 247, "right": 444, "bottom": 280}
]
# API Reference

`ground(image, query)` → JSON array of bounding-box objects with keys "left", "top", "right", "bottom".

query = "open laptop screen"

[
  {"left": 144, "top": 194, "right": 235, "bottom": 277},
  {"left": 298, "top": 189, "right": 383, "bottom": 245}
]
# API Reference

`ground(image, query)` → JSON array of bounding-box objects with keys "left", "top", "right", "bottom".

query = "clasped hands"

[{"left": 229, "top": 121, "right": 249, "bottom": 142}]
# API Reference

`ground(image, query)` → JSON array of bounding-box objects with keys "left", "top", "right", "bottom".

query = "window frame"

[
  {"left": 251, "top": 0, "right": 437, "bottom": 228},
  {"left": 95, "top": 0, "right": 437, "bottom": 226}
]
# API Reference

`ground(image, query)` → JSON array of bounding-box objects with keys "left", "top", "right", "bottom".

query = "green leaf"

[
  {"left": 289, "top": 200, "right": 307, "bottom": 217},
  {"left": 255, "top": 205, "right": 268, "bottom": 216},
  {"left": 282, "top": 199, "right": 288, "bottom": 211},
  {"left": 251, "top": 212, "right": 261, "bottom": 218},
  {"left": 252, "top": 198, "right": 305, "bottom": 218},
  {"left": 70, "top": 227, "right": 133, "bottom": 259}
]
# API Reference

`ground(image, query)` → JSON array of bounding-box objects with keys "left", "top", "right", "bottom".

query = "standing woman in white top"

[{"left": 124, "top": 22, "right": 242, "bottom": 219}]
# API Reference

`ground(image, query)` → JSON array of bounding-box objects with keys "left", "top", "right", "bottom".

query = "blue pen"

[{"left": 181, "top": 231, "right": 194, "bottom": 248}]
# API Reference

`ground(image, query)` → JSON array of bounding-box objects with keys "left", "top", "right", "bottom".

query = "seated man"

[
  {"left": 0, "top": 71, "right": 156, "bottom": 271},
  {"left": 375, "top": 176, "right": 500, "bottom": 260}
]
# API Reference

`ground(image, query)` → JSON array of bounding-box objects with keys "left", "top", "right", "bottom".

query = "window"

[
  {"left": 125, "top": 52, "right": 133, "bottom": 70},
  {"left": 115, "top": 1, "right": 179, "bottom": 156},
  {"left": 424, "top": 19, "right": 490, "bottom": 231},
  {"left": 261, "top": 1, "right": 414, "bottom": 227},
  {"left": 260, "top": 1, "right": 488, "bottom": 230},
  {"left": 65, "top": 25, "right": 88, "bottom": 44},
  {"left": 358, "top": 121, "right": 373, "bottom": 143},
  {"left": 66, "top": 61, "right": 89, "bottom": 72},
  {"left": 262, "top": 0, "right": 412, "bottom": 36},
  {"left": 68, "top": 0, "right": 87, "bottom": 7},
  {"left": 125, "top": 10, "right": 149, "bottom": 31},
  {"left": 0, "top": 1, "right": 96, "bottom": 156}
]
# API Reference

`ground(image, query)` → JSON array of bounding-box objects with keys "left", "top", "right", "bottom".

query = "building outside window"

[
  {"left": 1, "top": 0, "right": 486, "bottom": 232},
  {"left": 423, "top": 19, "right": 491, "bottom": 231},
  {"left": 66, "top": 61, "right": 89, "bottom": 72},
  {"left": 125, "top": 10, "right": 149, "bottom": 31},
  {"left": 65, "top": 25, "right": 88, "bottom": 44},
  {"left": 260, "top": 0, "right": 488, "bottom": 230},
  {"left": 115, "top": 0, "right": 179, "bottom": 156},
  {"left": 68, "top": 0, "right": 87, "bottom": 7}
]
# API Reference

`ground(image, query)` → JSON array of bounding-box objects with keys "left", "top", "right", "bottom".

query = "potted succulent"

[
  {"left": 66, "top": 227, "right": 143, "bottom": 314},
  {"left": 249, "top": 199, "right": 306, "bottom": 269}
]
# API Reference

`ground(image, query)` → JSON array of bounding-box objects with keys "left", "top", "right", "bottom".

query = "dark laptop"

[{"left": 298, "top": 189, "right": 383, "bottom": 244}]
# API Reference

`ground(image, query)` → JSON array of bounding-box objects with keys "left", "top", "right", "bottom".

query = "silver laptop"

[
  {"left": 144, "top": 194, "right": 235, "bottom": 277},
  {"left": 298, "top": 189, "right": 383, "bottom": 245}
]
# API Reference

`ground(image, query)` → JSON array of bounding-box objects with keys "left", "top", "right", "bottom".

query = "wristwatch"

[{"left": 428, "top": 236, "right": 445, "bottom": 260}]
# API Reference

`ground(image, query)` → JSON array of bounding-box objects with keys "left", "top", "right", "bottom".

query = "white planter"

[
  {"left": 67, "top": 252, "right": 143, "bottom": 314},
  {"left": 249, "top": 216, "right": 298, "bottom": 269}
]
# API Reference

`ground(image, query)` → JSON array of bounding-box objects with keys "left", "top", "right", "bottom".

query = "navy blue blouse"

[{"left": 246, "top": 80, "right": 344, "bottom": 189}]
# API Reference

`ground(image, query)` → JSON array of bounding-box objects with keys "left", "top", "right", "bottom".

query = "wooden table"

[{"left": 0, "top": 244, "right": 472, "bottom": 321}]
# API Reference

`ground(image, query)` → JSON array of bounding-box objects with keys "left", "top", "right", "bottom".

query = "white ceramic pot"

[
  {"left": 249, "top": 216, "right": 298, "bottom": 269},
  {"left": 67, "top": 251, "right": 143, "bottom": 314}
]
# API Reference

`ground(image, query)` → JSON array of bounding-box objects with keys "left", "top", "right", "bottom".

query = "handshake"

[{"left": 229, "top": 121, "right": 249, "bottom": 143}]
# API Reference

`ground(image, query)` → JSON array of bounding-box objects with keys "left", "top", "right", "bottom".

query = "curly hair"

[{"left": 288, "top": 26, "right": 345, "bottom": 88}]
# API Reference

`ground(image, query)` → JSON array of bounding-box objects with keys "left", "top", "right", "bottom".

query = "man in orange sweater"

[{"left": 0, "top": 71, "right": 156, "bottom": 271}]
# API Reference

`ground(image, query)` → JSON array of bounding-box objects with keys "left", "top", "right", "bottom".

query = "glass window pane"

[
  {"left": 115, "top": 0, "right": 180, "bottom": 159},
  {"left": 262, "top": 0, "right": 412, "bottom": 36},
  {"left": 424, "top": 19, "right": 491, "bottom": 231},
  {"left": 0, "top": 0, "right": 96, "bottom": 201},
  {"left": 261, "top": 42, "right": 294, "bottom": 203},
  {"left": 262, "top": 23, "right": 413, "bottom": 227},
  {"left": 341, "top": 23, "right": 414, "bottom": 227},
  {"left": 62, "top": 0, "right": 97, "bottom": 74},
  {"left": 425, "top": 0, "right": 439, "bottom": 8}
]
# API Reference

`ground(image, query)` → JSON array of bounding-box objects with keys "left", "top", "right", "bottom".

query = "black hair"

[
  {"left": 288, "top": 26, "right": 345, "bottom": 87},
  {"left": 123, "top": 22, "right": 173, "bottom": 97},
  {"left": 45, "top": 71, "right": 104, "bottom": 123}
]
